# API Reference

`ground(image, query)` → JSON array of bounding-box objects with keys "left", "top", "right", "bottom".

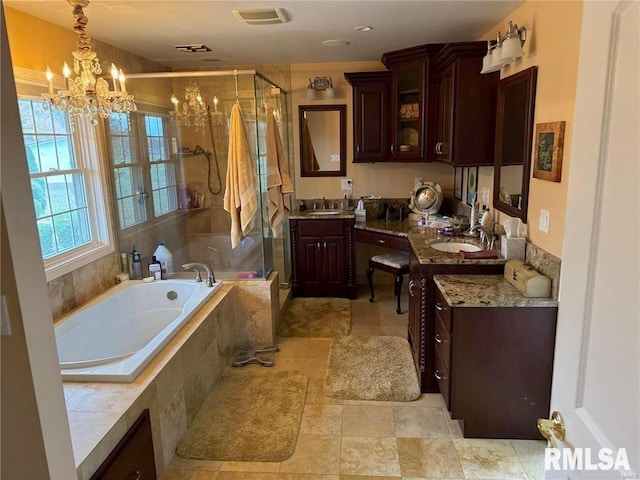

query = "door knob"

[{"left": 537, "top": 411, "right": 565, "bottom": 448}]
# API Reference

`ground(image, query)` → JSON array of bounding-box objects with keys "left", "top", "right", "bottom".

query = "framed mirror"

[
  {"left": 493, "top": 66, "right": 538, "bottom": 223},
  {"left": 299, "top": 104, "right": 346, "bottom": 177}
]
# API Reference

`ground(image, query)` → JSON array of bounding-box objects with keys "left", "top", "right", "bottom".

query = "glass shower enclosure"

[{"left": 117, "top": 70, "right": 293, "bottom": 282}]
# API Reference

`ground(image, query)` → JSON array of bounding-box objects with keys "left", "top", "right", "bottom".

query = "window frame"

[{"left": 14, "top": 68, "right": 115, "bottom": 282}]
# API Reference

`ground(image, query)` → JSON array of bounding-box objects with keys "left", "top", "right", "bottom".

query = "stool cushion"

[{"left": 371, "top": 252, "right": 410, "bottom": 269}]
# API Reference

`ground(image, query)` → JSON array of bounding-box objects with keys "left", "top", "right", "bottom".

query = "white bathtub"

[{"left": 55, "top": 279, "right": 223, "bottom": 382}]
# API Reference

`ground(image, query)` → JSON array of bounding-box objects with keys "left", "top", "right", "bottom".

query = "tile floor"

[{"left": 161, "top": 286, "right": 546, "bottom": 480}]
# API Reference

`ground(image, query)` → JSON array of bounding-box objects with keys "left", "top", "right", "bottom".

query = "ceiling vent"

[
  {"left": 174, "top": 44, "right": 212, "bottom": 53},
  {"left": 232, "top": 8, "right": 289, "bottom": 25}
]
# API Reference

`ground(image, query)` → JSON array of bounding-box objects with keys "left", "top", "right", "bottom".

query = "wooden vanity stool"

[{"left": 367, "top": 252, "right": 410, "bottom": 314}]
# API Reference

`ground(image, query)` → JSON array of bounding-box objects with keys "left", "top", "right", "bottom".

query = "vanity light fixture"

[
  {"left": 306, "top": 76, "right": 335, "bottom": 100},
  {"left": 42, "top": 0, "right": 136, "bottom": 126},
  {"left": 480, "top": 20, "right": 528, "bottom": 74}
]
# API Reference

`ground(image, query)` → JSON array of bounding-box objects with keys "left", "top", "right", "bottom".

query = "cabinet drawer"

[
  {"left": 434, "top": 316, "right": 451, "bottom": 370},
  {"left": 355, "top": 229, "right": 409, "bottom": 251},
  {"left": 298, "top": 219, "right": 345, "bottom": 236},
  {"left": 434, "top": 289, "right": 451, "bottom": 331},
  {"left": 434, "top": 349, "right": 451, "bottom": 410}
]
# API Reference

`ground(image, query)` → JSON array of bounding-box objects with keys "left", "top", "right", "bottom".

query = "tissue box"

[
  {"left": 500, "top": 235, "right": 526, "bottom": 260},
  {"left": 504, "top": 259, "right": 552, "bottom": 298}
]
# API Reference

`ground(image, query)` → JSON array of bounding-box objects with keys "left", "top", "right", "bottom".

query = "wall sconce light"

[
  {"left": 481, "top": 20, "right": 528, "bottom": 74},
  {"left": 306, "top": 76, "right": 335, "bottom": 100}
]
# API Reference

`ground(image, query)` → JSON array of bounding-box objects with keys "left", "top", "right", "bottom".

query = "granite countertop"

[
  {"left": 434, "top": 274, "right": 559, "bottom": 308},
  {"left": 290, "top": 213, "right": 507, "bottom": 265},
  {"left": 289, "top": 209, "right": 355, "bottom": 220}
]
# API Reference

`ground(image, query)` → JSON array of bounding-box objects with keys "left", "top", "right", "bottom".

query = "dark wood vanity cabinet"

[
  {"left": 434, "top": 288, "right": 557, "bottom": 439},
  {"left": 90, "top": 409, "right": 156, "bottom": 480},
  {"left": 407, "top": 251, "right": 503, "bottom": 392},
  {"left": 344, "top": 72, "right": 391, "bottom": 162},
  {"left": 290, "top": 218, "right": 356, "bottom": 299},
  {"left": 429, "top": 42, "right": 500, "bottom": 166}
]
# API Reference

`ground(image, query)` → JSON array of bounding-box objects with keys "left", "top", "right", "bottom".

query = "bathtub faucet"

[{"left": 182, "top": 262, "right": 216, "bottom": 287}]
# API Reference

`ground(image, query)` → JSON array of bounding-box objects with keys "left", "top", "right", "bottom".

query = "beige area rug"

[
  {"left": 176, "top": 370, "right": 308, "bottom": 462},
  {"left": 324, "top": 335, "right": 421, "bottom": 402},
  {"left": 278, "top": 297, "right": 351, "bottom": 337}
]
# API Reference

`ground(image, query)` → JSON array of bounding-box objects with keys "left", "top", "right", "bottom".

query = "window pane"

[
  {"left": 53, "top": 212, "right": 74, "bottom": 252},
  {"left": 18, "top": 99, "right": 35, "bottom": 133},
  {"left": 37, "top": 135, "right": 58, "bottom": 171},
  {"left": 56, "top": 136, "right": 75, "bottom": 170},
  {"left": 67, "top": 173, "right": 87, "bottom": 209},
  {"left": 24, "top": 139, "right": 40, "bottom": 173},
  {"left": 111, "top": 137, "right": 125, "bottom": 165},
  {"left": 51, "top": 108, "right": 69, "bottom": 135},
  {"left": 118, "top": 197, "right": 137, "bottom": 229},
  {"left": 47, "top": 175, "right": 70, "bottom": 214},
  {"left": 37, "top": 218, "right": 56, "bottom": 258},
  {"left": 30, "top": 177, "right": 50, "bottom": 218},
  {"left": 35, "top": 106, "right": 54, "bottom": 134},
  {"left": 121, "top": 137, "right": 133, "bottom": 164},
  {"left": 109, "top": 113, "right": 128, "bottom": 135},
  {"left": 71, "top": 208, "right": 91, "bottom": 245}
]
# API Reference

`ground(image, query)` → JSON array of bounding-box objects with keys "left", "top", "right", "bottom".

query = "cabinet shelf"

[{"left": 399, "top": 88, "right": 420, "bottom": 95}]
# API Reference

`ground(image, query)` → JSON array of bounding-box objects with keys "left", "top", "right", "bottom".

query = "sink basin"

[
  {"left": 307, "top": 210, "right": 342, "bottom": 216},
  {"left": 430, "top": 241, "right": 482, "bottom": 253}
]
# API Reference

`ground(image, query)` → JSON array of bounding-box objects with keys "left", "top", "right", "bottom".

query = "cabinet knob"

[
  {"left": 390, "top": 143, "right": 395, "bottom": 154},
  {"left": 377, "top": 239, "right": 386, "bottom": 244},
  {"left": 356, "top": 144, "right": 360, "bottom": 155},
  {"left": 408, "top": 280, "right": 416, "bottom": 297},
  {"left": 323, "top": 240, "right": 327, "bottom": 249},
  {"left": 131, "top": 471, "right": 142, "bottom": 480},
  {"left": 434, "top": 369, "right": 445, "bottom": 381},
  {"left": 435, "top": 302, "right": 447, "bottom": 312},
  {"left": 434, "top": 333, "right": 443, "bottom": 344},
  {"left": 317, "top": 242, "right": 321, "bottom": 251}
]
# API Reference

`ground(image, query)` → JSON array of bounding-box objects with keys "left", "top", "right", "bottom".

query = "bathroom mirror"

[
  {"left": 493, "top": 66, "right": 538, "bottom": 223},
  {"left": 299, "top": 104, "right": 346, "bottom": 177}
]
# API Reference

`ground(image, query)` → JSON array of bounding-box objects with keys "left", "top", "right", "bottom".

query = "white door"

[{"left": 547, "top": 1, "right": 639, "bottom": 478}]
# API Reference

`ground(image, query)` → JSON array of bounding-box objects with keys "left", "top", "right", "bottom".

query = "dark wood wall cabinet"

[
  {"left": 344, "top": 72, "right": 391, "bottom": 162},
  {"left": 429, "top": 42, "right": 500, "bottom": 166},
  {"left": 433, "top": 288, "right": 557, "bottom": 439},
  {"left": 346, "top": 42, "right": 498, "bottom": 165},
  {"left": 290, "top": 218, "right": 356, "bottom": 299},
  {"left": 407, "top": 252, "right": 504, "bottom": 393},
  {"left": 345, "top": 44, "right": 442, "bottom": 163},
  {"left": 90, "top": 409, "right": 156, "bottom": 480}
]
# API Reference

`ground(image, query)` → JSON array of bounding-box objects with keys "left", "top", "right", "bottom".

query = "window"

[
  {"left": 144, "top": 115, "right": 177, "bottom": 217},
  {"left": 17, "top": 96, "right": 113, "bottom": 280},
  {"left": 106, "top": 111, "right": 178, "bottom": 230},
  {"left": 108, "top": 113, "right": 146, "bottom": 229}
]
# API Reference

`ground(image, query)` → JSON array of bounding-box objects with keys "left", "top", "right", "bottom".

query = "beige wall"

[
  {"left": 478, "top": 0, "right": 584, "bottom": 257},
  {"left": 290, "top": 62, "right": 454, "bottom": 200}
]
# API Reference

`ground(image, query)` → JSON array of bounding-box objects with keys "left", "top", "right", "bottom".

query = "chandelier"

[
  {"left": 42, "top": 0, "right": 136, "bottom": 126},
  {"left": 170, "top": 86, "right": 210, "bottom": 131}
]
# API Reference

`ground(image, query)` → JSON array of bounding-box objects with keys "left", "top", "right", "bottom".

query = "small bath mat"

[
  {"left": 324, "top": 335, "right": 421, "bottom": 402},
  {"left": 278, "top": 297, "right": 351, "bottom": 337},
  {"left": 176, "top": 370, "right": 308, "bottom": 462}
]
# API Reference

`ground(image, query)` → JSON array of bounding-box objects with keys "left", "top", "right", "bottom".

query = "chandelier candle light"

[{"left": 42, "top": 0, "right": 136, "bottom": 125}]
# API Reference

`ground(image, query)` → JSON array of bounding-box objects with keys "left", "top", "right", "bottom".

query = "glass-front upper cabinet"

[{"left": 382, "top": 44, "right": 443, "bottom": 163}]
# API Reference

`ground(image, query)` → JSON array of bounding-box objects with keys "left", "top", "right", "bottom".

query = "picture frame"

[
  {"left": 533, "top": 121, "right": 566, "bottom": 182},
  {"left": 467, "top": 166, "right": 478, "bottom": 206},
  {"left": 453, "top": 167, "right": 463, "bottom": 200}
]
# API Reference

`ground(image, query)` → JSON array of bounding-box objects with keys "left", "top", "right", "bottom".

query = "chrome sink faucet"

[
  {"left": 182, "top": 262, "right": 216, "bottom": 287},
  {"left": 469, "top": 224, "right": 497, "bottom": 250}
]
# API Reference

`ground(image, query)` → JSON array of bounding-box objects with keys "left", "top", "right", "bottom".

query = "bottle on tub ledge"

[
  {"left": 148, "top": 256, "right": 162, "bottom": 281},
  {"left": 131, "top": 246, "right": 143, "bottom": 280},
  {"left": 153, "top": 243, "right": 173, "bottom": 280}
]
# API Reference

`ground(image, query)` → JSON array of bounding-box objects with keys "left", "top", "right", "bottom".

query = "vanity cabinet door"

[
  {"left": 430, "top": 42, "right": 500, "bottom": 166},
  {"left": 290, "top": 218, "right": 356, "bottom": 298},
  {"left": 345, "top": 72, "right": 391, "bottom": 162},
  {"left": 90, "top": 410, "right": 156, "bottom": 480},
  {"left": 407, "top": 251, "right": 426, "bottom": 382}
]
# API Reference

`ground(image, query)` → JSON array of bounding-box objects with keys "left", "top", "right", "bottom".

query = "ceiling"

[{"left": 5, "top": 1, "right": 523, "bottom": 69}]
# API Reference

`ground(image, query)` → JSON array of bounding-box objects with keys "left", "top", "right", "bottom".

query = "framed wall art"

[{"left": 533, "top": 121, "right": 566, "bottom": 182}]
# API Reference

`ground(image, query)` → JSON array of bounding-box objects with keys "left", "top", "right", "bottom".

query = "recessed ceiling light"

[
  {"left": 354, "top": 26, "right": 373, "bottom": 32},
  {"left": 321, "top": 39, "right": 350, "bottom": 47},
  {"left": 174, "top": 44, "right": 212, "bottom": 53}
]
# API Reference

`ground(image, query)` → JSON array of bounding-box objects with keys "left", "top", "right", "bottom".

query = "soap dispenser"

[{"left": 131, "top": 246, "right": 142, "bottom": 280}]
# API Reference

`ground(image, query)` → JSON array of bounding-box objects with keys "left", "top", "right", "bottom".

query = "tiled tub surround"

[{"left": 64, "top": 284, "right": 238, "bottom": 480}]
